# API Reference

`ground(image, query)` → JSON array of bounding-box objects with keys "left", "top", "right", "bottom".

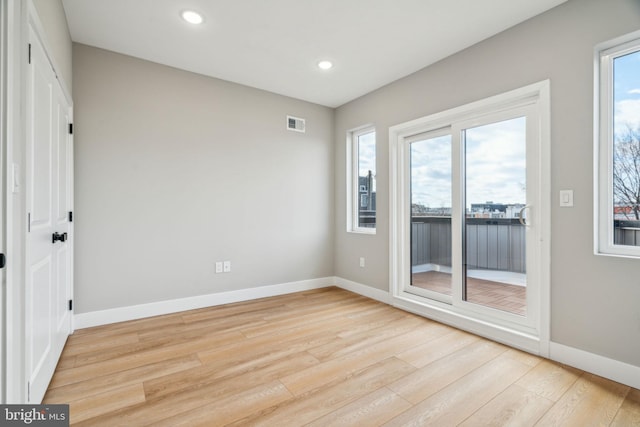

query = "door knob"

[
  {"left": 52, "top": 232, "right": 68, "bottom": 243},
  {"left": 518, "top": 206, "right": 531, "bottom": 227}
]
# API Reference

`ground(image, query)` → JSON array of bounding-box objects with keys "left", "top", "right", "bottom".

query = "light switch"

[{"left": 559, "top": 190, "right": 573, "bottom": 207}]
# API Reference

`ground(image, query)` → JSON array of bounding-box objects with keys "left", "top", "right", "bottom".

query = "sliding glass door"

[
  {"left": 406, "top": 107, "right": 539, "bottom": 329},
  {"left": 391, "top": 82, "right": 549, "bottom": 350},
  {"left": 409, "top": 132, "right": 453, "bottom": 303},
  {"left": 462, "top": 116, "right": 528, "bottom": 316}
]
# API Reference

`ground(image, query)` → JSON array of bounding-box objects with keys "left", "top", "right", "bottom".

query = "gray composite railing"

[
  {"left": 411, "top": 216, "right": 526, "bottom": 273},
  {"left": 614, "top": 220, "right": 640, "bottom": 246}
]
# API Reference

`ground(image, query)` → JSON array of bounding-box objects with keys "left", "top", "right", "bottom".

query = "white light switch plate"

[{"left": 559, "top": 190, "right": 573, "bottom": 207}]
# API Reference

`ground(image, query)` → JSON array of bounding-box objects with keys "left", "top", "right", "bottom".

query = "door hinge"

[
  {"left": 27, "top": 212, "right": 31, "bottom": 232},
  {"left": 68, "top": 299, "right": 73, "bottom": 311},
  {"left": 69, "top": 123, "right": 73, "bottom": 135},
  {"left": 0, "top": 253, "right": 6, "bottom": 269},
  {"left": 28, "top": 43, "right": 31, "bottom": 64},
  {"left": 69, "top": 211, "right": 73, "bottom": 222}
]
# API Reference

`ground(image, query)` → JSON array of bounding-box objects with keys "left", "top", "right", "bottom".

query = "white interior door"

[
  {"left": 52, "top": 72, "right": 72, "bottom": 369},
  {"left": 25, "top": 25, "right": 72, "bottom": 403}
]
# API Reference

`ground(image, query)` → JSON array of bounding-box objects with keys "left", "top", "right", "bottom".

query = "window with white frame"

[
  {"left": 348, "top": 127, "right": 376, "bottom": 233},
  {"left": 596, "top": 31, "right": 640, "bottom": 257}
]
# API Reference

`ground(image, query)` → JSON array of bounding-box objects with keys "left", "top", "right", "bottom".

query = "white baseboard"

[
  {"left": 550, "top": 342, "right": 640, "bottom": 390},
  {"left": 334, "top": 277, "right": 392, "bottom": 304},
  {"left": 74, "top": 277, "right": 335, "bottom": 329}
]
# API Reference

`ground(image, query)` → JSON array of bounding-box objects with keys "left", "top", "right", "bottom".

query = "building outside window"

[{"left": 348, "top": 127, "right": 376, "bottom": 232}]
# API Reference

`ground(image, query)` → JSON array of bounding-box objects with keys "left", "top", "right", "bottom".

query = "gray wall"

[
  {"left": 73, "top": 44, "right": 334, "bottom": 313},
  {"left": 334, "top": 0, "right": 640, "bottom": 367},
  {"left": 32, "top": 0, "right": 72, "bottom": 95}
]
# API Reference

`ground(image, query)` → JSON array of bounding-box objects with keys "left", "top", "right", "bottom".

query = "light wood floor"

[
  {"left": 44, "top": 287, "right": 639, "bottom": 426},
  {"left": 412, "top": 271, "right": 527, "bottom": 316}
]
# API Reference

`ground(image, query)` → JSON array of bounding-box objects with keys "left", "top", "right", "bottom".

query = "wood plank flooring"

[{"left": 43, "top": 287, "right": 640, "bottom": 426}]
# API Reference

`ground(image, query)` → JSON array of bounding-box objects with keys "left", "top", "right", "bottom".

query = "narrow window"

[
  {"left": 348, "top": 127, "right": 376, "bottom": 233},
  {"left": 596, "top": 32, "right": 640, "bottom": 257}
]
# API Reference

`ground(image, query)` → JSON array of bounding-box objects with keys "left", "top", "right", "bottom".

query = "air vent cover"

[{"left": 287, "top": 115, "right": 305, "bottom": 133}]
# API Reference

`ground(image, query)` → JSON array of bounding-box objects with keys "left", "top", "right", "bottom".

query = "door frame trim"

[
  {"left": 0, "top": 0, "right": 7, "bottom": 404},
  {"left": 4, "top": 0, "right": 27, "bottom": 403},
  {"left": 389, "top": 81, "right": 551, "bottom": 356}
]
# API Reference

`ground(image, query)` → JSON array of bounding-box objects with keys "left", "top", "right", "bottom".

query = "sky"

[
  {"left": 613, "top": 49, "right": 640, "bottom": 211},
  {"left": 614, "top": 49, "right": 640, "bottom": 135},
  {"left": 358, "top": 130, "right": 376, "bottom": 190},
  {"left": 411, "top": 135, "right": 452, "bottom": 209},
  {"left": 410, "top": 117, "right": 526, "bottom": 209}
]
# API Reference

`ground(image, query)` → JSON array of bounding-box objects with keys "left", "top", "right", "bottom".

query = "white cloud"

[
  {"left": 409, "top": 117, "right": 527, "bottom": 208},
  {"left": 410, "top": 135, "right": 452, "bottom": 207},
  {"left": 629, "top": 89, "right": 640, "bottom": 95},
  {"left": 357, "top": 133, "right": 376, "bottom": 177},
  {"left": 615, "top": 99, "right": 640, "bottom": 131},
  {"left": 464, "top": 118, "right": 526, "bottom": 206}
]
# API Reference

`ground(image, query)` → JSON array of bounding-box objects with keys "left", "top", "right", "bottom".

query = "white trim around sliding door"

[{"left": 389, "top": 81, "right": 551, "bottom": 356}]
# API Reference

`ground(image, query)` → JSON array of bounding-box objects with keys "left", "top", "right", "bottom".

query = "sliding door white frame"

[{"left": 389, "top": 81, "right": 551, "bottom": 356}]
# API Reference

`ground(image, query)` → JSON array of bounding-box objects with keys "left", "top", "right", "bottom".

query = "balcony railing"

[
  {"left": 614, "top": 220, "right": 640, "bottom": 246},
  {"left": 411, "top": 216, "right": 526, "bottom": 274},
  {"left": 411, "top": 217, "right": 639, "bottom": 277}
]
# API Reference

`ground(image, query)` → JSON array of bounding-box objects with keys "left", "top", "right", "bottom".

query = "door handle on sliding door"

[{"left": 518, "top": 206, "right": 531, "bottom": 226}]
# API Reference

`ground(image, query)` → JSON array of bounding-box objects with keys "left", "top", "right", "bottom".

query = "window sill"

[{"left": 348, "top": 229, "right": 377, "bottom": 235}]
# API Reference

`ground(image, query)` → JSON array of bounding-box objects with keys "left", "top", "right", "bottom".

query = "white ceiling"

[{"left": 62, "top": 0, "right": 568, "bottom": 108}]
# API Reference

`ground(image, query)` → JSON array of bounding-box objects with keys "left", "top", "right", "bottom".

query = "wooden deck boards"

[{"left": 412, "top": 270, "right": 527, "bottom": 315}]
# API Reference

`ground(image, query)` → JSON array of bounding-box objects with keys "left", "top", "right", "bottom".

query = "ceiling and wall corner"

[{"left": 61, "top": 0, "right": 568, "bottom": 108}]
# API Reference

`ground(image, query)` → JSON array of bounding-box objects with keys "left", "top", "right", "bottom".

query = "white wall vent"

[{"left": 287, "top": 115, "right": 305, "bottom": 133}]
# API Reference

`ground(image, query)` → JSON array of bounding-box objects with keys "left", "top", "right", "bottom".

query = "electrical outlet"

[
  {"left": 215, "top": 262, "right": 223, "bottom": 274},
  {"left": 359, "top": 257, "right": 365, "bottom": 268},
  {"left": 223, "top": 261, "right": 231, "bottom": 273}
]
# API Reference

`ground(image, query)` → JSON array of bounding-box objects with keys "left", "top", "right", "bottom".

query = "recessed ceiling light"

[
  {"left": 181, "top": 10, "right": 204, "bottom": 25},
  {"left": 317, "top": 60, "right": 333, "bottom": 70}
]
